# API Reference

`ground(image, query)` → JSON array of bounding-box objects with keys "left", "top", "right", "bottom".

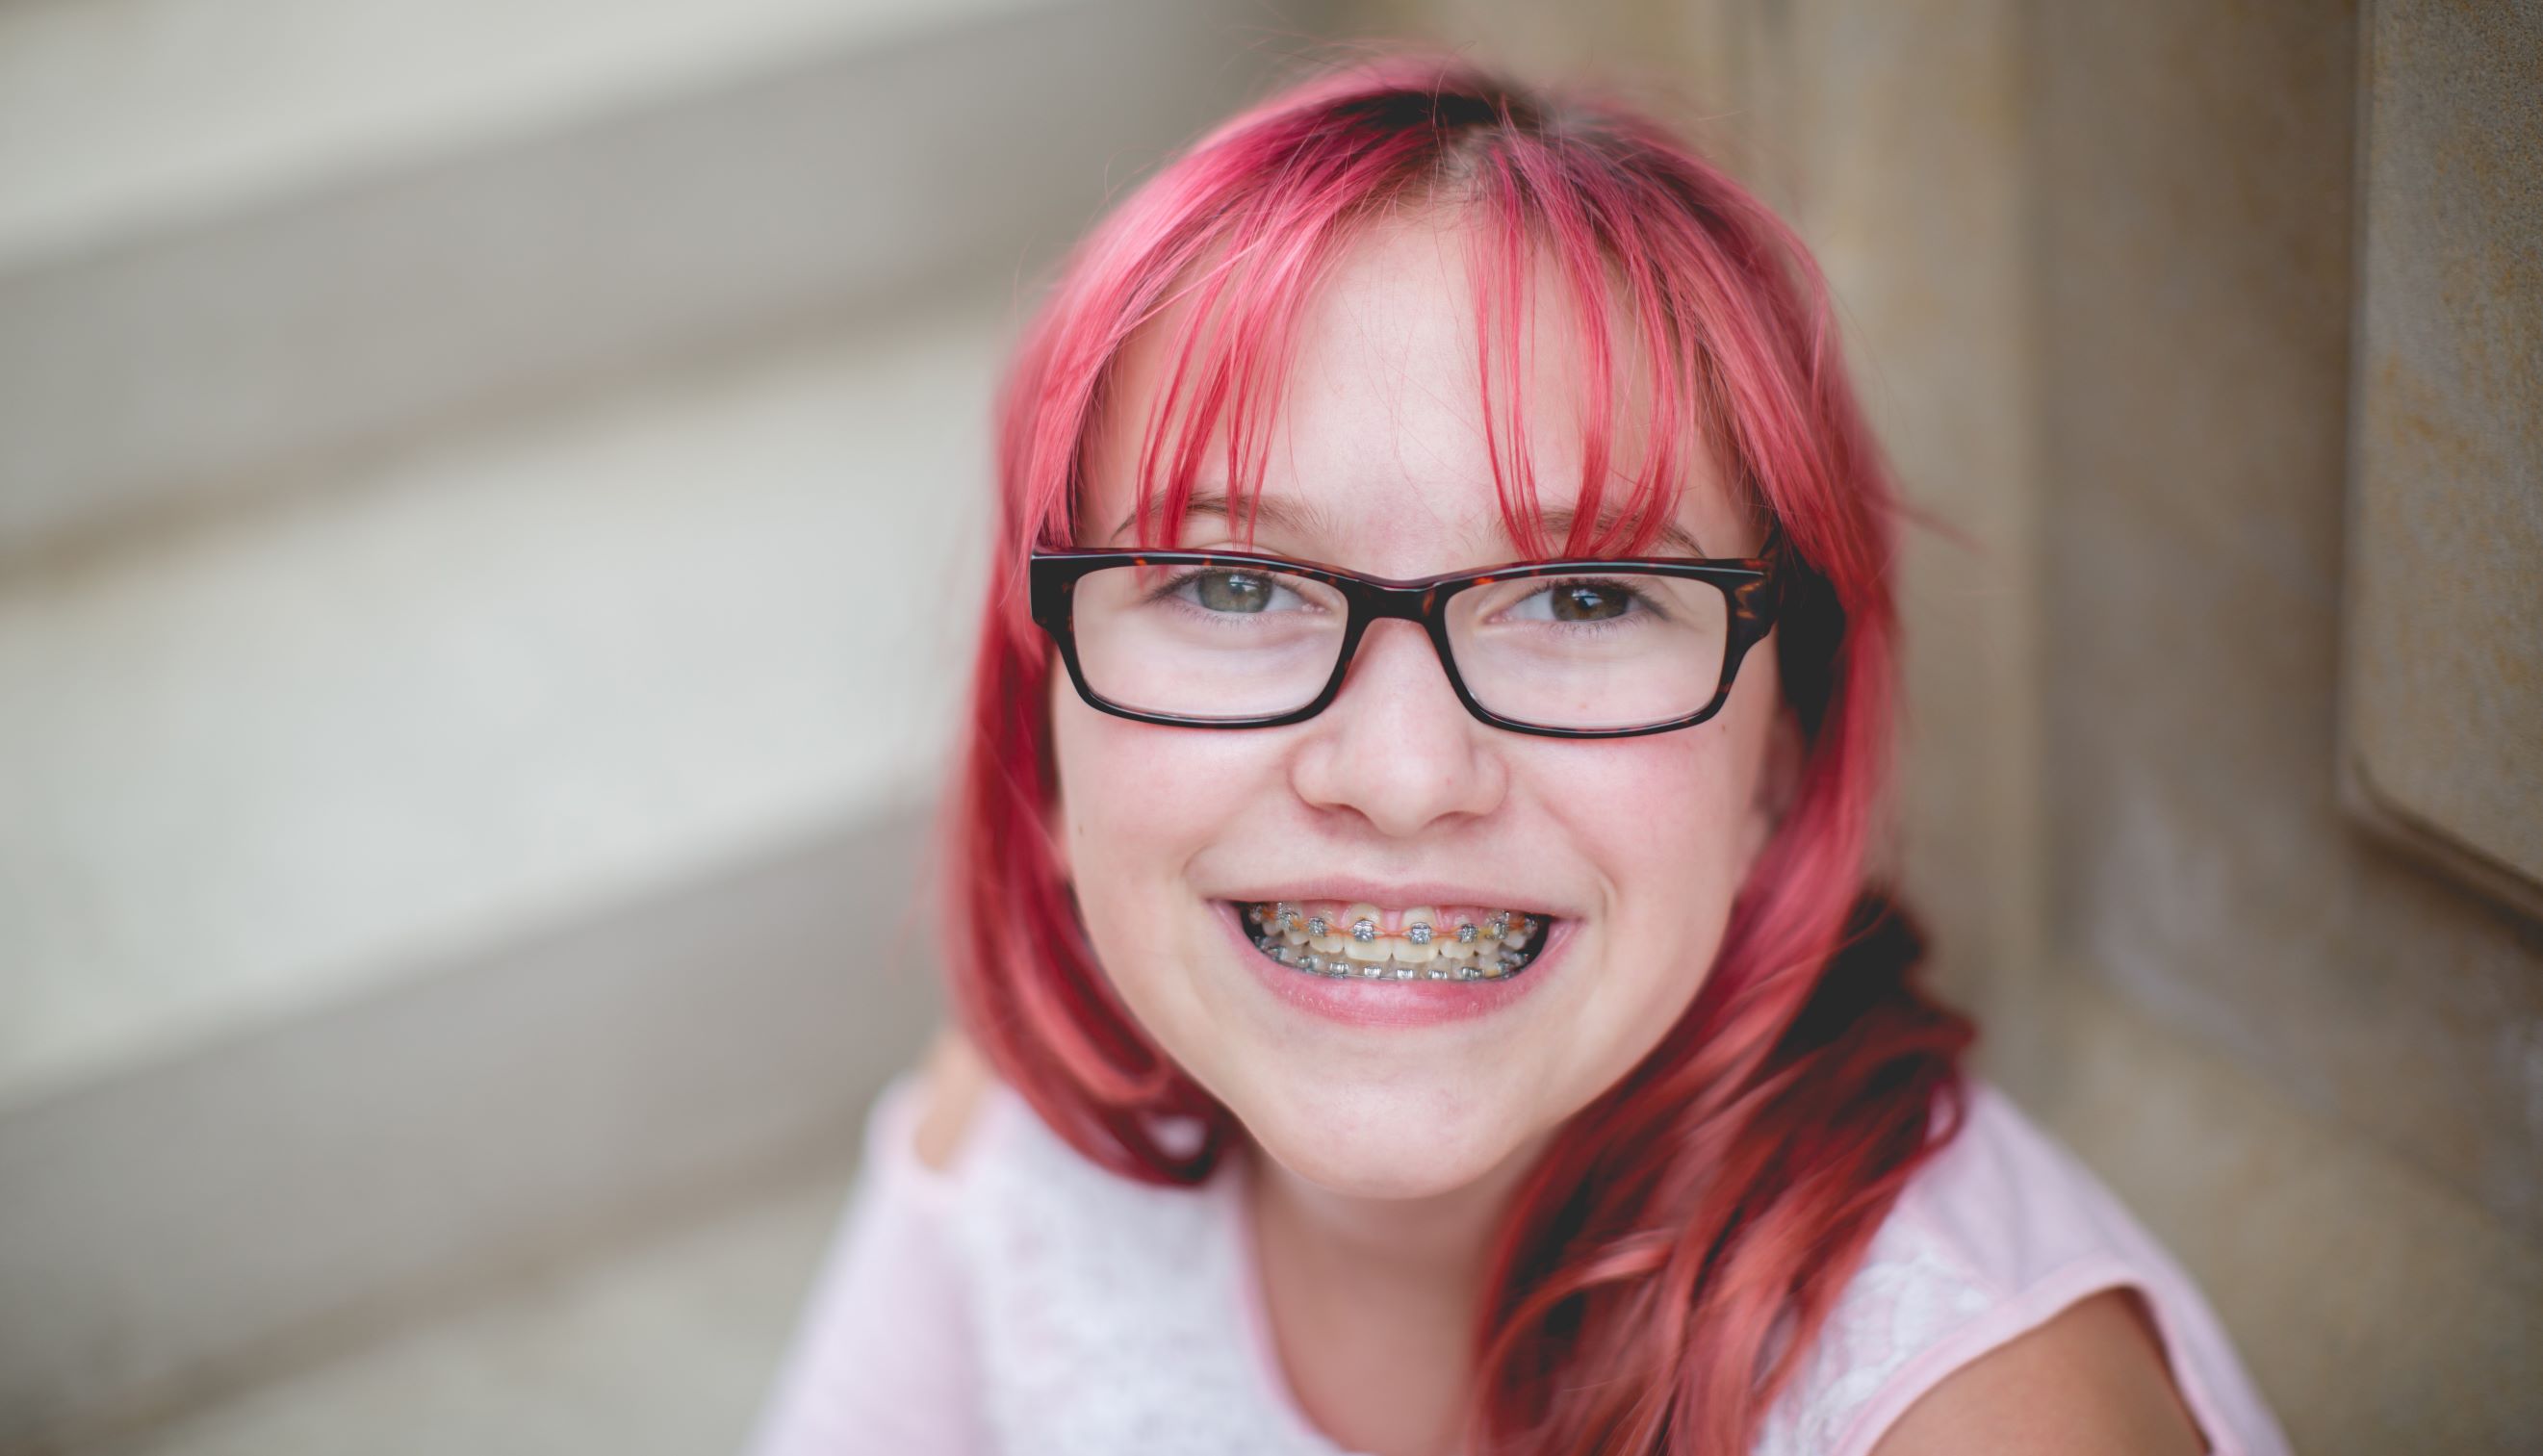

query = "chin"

[{"left": 1233, "top": 1073, "right": 1531, "bottom": 1199}]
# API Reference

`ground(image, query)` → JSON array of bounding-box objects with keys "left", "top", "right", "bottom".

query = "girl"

[{"left": 747, "top": 55, "right": 2289, "bottom": 1456}]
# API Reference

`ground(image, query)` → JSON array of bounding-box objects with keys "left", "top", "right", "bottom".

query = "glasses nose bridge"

[
  {"left": 1356, "top": 578, "right": 1441, "bottom": 628},
  {"left": 1335, "top": 579, "right": 1461, "bottom": 701}
]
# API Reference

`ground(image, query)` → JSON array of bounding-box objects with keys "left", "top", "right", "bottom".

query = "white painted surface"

[
  {"left": 0, "top": 0, "right": 1049, "bottom": 268},
  {"left": 0, "top": 796, "right": 943, "bottom": 1453},
  {"left": 0, "top": 296, "right": 1004, "bottom": 1109},
  {"left": 0, "top": 0, "right": 1279, "bottom": 562},
  {"left": 85, "top": 1160, "right": 859, "bottom": 1456}
]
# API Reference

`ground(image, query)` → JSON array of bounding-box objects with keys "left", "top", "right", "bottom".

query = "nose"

[{"left": 1287, "top": 618, "right": 1509, "bottom": 837}]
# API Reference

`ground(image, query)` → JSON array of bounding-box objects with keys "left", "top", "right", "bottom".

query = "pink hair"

[{"left": 936, "top": 54, "right": 1971, "bottom": 1455}]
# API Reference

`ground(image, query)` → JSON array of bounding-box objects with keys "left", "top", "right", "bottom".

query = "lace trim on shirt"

[
  {"left": 1752, "top": 1203, "right": 1997, "bottom": 1456},
  {"left": 948, "top": 1088, "right": 1326, "bottom": 1456},
  {"left": 939, "top": 1083, "right": 2248, "bottom": 1456}
]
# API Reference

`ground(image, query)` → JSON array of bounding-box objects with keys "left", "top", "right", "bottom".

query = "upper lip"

[{"left": 1213, "top": 878, "right": 1573, "bottom": 917}]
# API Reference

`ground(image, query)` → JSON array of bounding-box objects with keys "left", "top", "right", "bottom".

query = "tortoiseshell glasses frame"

[{"left": 1026, "top": 543, "right": 1784, "bottom": 741}]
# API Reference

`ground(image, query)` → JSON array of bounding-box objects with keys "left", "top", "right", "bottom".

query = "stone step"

[
  {"left": 0, "top": 294, "right": 994, "bottom": 1452},
  {"left": 0, "top": 5, "right": 1329, "bottom": 1441},
  {"left": 0, "top": 294, "right": 1003, "bottom": 1111},
  {"left": 77, "top": 1145, "right": 863, "bottom": 1456},
  {"left": 0, "top": 0, "right": 1315, "bottom": 560}
]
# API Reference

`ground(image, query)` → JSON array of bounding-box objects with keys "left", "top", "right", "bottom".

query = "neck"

[
  {"left": 1242, "top": 1119, "right": 1563, "bottom": 1349},
  {"left": 1241, "top": 1126, "right": 1558, "bottom": 1456},
  {"left": 1246, "top": 1133, "right": 1547, "bottom": 1286}
]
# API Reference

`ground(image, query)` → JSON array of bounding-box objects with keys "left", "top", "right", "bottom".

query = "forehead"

[{"left": 1082, "top": 215, "right": 1758, "bottom": 566}]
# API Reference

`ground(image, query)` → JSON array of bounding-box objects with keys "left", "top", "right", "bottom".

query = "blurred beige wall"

[{"left": 1370, "top": 0, "right": 2542, "bottom": 1449}]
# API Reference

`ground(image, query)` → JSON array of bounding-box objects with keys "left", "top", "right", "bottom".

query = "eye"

[
  {"left": 1170, "top": 569, "right": 1301, "bottom": 614},
  {"left": 1506, "top": 577, "right": 1656, "bottom": 625}
]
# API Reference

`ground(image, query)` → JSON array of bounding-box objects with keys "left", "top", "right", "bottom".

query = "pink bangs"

[
  {"left": 945, "top": 51, "right": 1963, "bottom": 1456},
  {"left": 992, "top": 61, "right": 1866, "bottom": 592}
]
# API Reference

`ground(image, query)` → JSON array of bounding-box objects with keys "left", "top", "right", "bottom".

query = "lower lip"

[{"left": 1212, "top": 901, "right": 1565, "bottom": 1030}]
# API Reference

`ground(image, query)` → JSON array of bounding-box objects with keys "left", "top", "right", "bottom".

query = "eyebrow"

[
  {"left": 1111, "top": 491, "right": 1348, "bottom": 547},
  {"left": 1516, "top": 505, "right": 1710, "bottom": 558},
  {"left": 1110, "top": 492, "right": 1713, "bottom": 558}
]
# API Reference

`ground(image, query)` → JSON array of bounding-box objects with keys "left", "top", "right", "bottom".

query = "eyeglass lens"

[{"left": 1066, "top": 562, "right": 1732, "bottom": 731}]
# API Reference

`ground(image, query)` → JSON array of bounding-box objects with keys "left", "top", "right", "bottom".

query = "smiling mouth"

[{"left": 1236, "top": 900, "right": 1555, "bottom": 982}]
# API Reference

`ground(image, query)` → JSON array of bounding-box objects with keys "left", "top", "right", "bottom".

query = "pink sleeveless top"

[{"left": 746, "top": 1072, "right": 2288, "bottom": 1455}]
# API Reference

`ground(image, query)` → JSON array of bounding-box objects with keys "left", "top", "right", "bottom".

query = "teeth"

[{"left": 1239, "top": 898, "right": 1552, "bottom": 983}]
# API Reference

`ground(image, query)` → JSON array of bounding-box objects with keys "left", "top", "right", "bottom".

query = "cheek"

[
  {"left": 1054, "top": 697, "right": 1250, "bottom": 874},
  {"left": 1046, "top": 694, "right": 1306, "bottom": 1092},
  {"left": 1045, "top": 689, "right": 1277, "bottom": 964},
  {"left": 1535, "top": 690, "right": 1778, "bottom": 977},
  {"left": 1534, "top": 730, "right": 1760, "bottom": 1097},
  {"left": 1558, "top": 726, "right": 1762, "bottom": 876}
]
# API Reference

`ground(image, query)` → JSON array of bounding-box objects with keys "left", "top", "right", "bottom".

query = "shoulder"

[
  {"left": 1757, "top": 1083, "right": 2290, "bottom": 1456},
  {"left": 1864, "top": 1288, "right": 2200, "bottom": 1456},
  {"left": 883, "top": 1041, "right": 1277, "bottom": 1454},
  {"left": 748, "top": 1033, "right": 1000, "bottom": 1454},
  {"left": 910, "top": 1022, "right": 993, "bottom": 1173},
  {"left": 844, "top": 1022, "right": 1008, "bottom": 1221}
]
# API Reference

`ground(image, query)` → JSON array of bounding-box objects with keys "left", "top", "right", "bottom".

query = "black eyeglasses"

[{"left": 1027, "top": 545, "right": 1781, "bottom": 740}]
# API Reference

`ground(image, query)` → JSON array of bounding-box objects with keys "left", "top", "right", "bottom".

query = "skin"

[
  {"left": 914, "top": 1029, "right": 2207, "bottom": 1454},
  {"left": 1048, "top": 215, "right": 1787, "bottom": 1453},
  {"left": 1875, "top": 1287, "right": 2208, "bottom": 1456},
  {"left": 915, "top": 212, "right": 2208, "bottom": 1454}
]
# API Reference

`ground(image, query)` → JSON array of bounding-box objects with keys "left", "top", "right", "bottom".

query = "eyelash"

[
  {"left": 1138, "top": 562, "right": 1677, "bottom": 641},
  {"left": 1145, "top": 567, "right": 1317, "bottom": 611},
  {"left": 1501, "top": 576, "right": 1672, "bottom": 626}
]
